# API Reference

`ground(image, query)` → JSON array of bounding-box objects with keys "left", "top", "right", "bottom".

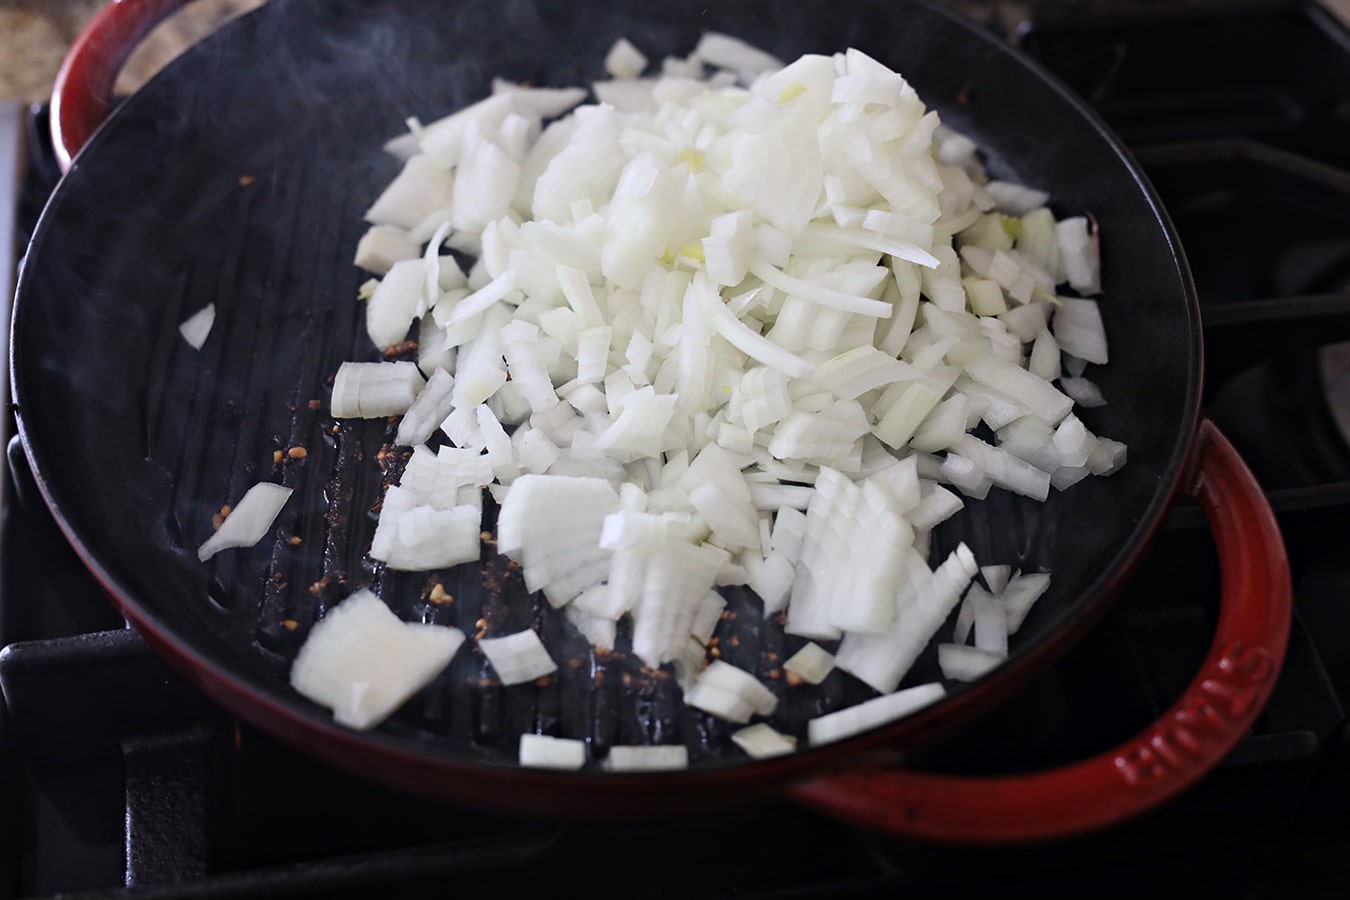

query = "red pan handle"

[
  {"left": 50, "top": 0, "right": 192, "bottom": 172},
  {"left": 790, "top": 419, "right": 1291, "bottom": 843}
]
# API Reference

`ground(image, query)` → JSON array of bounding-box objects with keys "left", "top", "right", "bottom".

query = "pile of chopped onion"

[{"left": 285, "top": 33, "right": 1125, "bottom": 768}]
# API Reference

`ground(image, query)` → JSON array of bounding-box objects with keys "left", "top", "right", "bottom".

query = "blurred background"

[{"left": 0, "top": 0, "right": 268, "bottom": 102}]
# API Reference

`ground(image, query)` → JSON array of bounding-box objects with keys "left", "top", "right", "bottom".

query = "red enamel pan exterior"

[{"left": 18, "top": 0, "right": 1290, "bottom": 842}]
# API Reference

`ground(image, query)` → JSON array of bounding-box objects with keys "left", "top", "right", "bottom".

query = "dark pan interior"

[{"left": 11, "top": 0, "right": 1198, "bottom": 781}]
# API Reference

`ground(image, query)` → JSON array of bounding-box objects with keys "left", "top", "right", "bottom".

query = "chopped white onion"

[
  {"left": 331, "top": 361, "right": 425, "bottom": 419},
  {"left": 178, "top": 304, "right": 215, "bottom": 350},
  {"left": 731, "top": 723, "right": 797, "bottom": 759},
  {"left": 289, "top": 590, "right": 465, "bottom": 730},
  {"left": 519, "top": 733, "right": 587, "bottom": 770},
  {"left": 807, "top": 682, "right": 946, "bottom": 746},
  {"left": 783, "top": 642, "right": 835, "bottom": 685},
  {"left": 197, "top": 482, "right": 292, "bottom": 562},
  {"left": 314, "top": 35, "right": 1134, "bottom": 765},
  {"left": 479, "top": 629, "right": 558, "bottom": 685},
  {"left": 937, "top": 643, "right": 1003, "bottom": 682},
  {"left": 605, "top": 745, "right": 689, "bottom": 771},
  {"left": 1004, "top": 571, "right": 1052, "bottom": 634}
]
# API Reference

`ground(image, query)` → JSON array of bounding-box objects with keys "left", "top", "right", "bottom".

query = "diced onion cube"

[
  {"left": 783, "top": 642, "right": 835, "bottom": 685},
  {"left": 479, "top": 629, "right": 558, "bottom": 685},
  {"left": 731, "top": 723, "right": 797, "bottom": 759},
  {"left": 606, "top": 745, "right": 689, "bottom": 771},
  {"left": 519, "top": 733, "right": 587, "bottom": 770},
  {"left": 289, "top": 590, "right": 465, "bottom": 730}
]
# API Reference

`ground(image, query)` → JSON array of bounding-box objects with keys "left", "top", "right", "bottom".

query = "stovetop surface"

[{"left": 4, "top": 2, "right": 1350, "bottom": 897}]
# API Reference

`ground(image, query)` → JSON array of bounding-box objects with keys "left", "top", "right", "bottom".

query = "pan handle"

[
  {"left": 788, "top": 419, "right": 1291, "bottom": 843},
  {"left": 50, "top": 0, "right": 192, "bottom": 173}
]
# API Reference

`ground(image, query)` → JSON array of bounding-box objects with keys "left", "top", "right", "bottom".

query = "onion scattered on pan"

[
  {"left": 289, "top": 590, "right": 466, "bottom": 730},
  {"left": 197, "top": 481, "right": 292, "bottom": 562},
  {"left": 178, "top": 303, "right": 215, "bottom": 350},
  {"left": 285, "top": 34, "right": 1128, "bottom": 751}
]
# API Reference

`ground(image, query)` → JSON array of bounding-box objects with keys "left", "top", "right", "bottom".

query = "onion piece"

[
  {"left": 731, "top": 723, "right": 797, "bottom": 759},
  {"left": 1052, "top": 297, "right": 1108, "bottom": 365},
  {"left": 807, "top": 682, "right": 946, "bottom": 746},
  {"left": 604, "top": 37, "right": 648, "bottom": 79},
  {"left": 1056, "top": 216, "right": 1101, "bottom": 295},
  {"left": 197, "top": 482, "right": 292, "bottom": 562},
  {"left": 938, "top": 643, "right": 1003, "bottom": 682},
  {"left": 1059, "top": 376, "right": 1107, "bottom": 408},
  {"left": 605, "top": 745, "right": 689, "bottom": 772},
  {"left": 479, "top": 629, "right": 558, "bottom": 685},
  {"left": 394, "top": 368, "right": 456, "bottom": 446},
  {"left": 365, "top": 155, "right": 456, "bottom": 230},
  {"left": 331, "top": 361, "right": 426, "bottom": 419},
  {"left": 519, "top": 733, "right": 587, "bottom": 770},
  {"left": 696, "top": 660, "right": 778, "bottom": 717},
  {"left": 783, "top": 642, "right": 835, "bottom": 685},
  {"left": 693, "top": 32, "right": 784, "bottom": 84},
  {"left": 981, "top": 564, "right": 1012, "bottom": 595},
  {"left": 289, "top": 589, "right": 465, "bottom": 730},
  {"left": 749, "top": 261, "right": 894, "bottom": 319},
  {"left": 178, "top": 304, "right": 216, "bottom": 350},
  {"left": 1004, "top": 571, "right": 1052, "bottom": 634},
  {"left": 369, "top": 487, "right": 481, "bottom": 571},
  {"left": 355, "top": 224, "right": 420, "bottom": 275},
  {"left": 496, "top": 475, "right": 620, "bottom": 605}
]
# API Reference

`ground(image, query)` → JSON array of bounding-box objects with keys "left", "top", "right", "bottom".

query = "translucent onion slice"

[
  {"left": 807, "top": 682, "right": 946, "bottom": 746},
  {"left": 197, "top": 482, "right": 292, "bottom": 562},
  {"left": 479, "top": 629, "right": 558, "bottom": 685},
  {"left": 731, "top": 723, "right": 797, "bottom": 759},
  {"left": 937, "top": 644, "right": 1003, "bottom": 682},
  {"left": 289, "top": 590, "right": 465, "bottom": 730},
  {"left": 783, "top": 642, "right": 835, "bottom": 685},
  {"left": 178, "top": 304, "right": 215, "bottom": 350},
  {"left": 605, "top": 745, "right": 689, "bottom": 772},
  {"left": 519, "top": 733, "right": 587, "bottom": 770}
]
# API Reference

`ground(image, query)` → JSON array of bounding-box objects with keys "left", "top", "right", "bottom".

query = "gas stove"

[{"left": 3, "top": 2, "right": 1350, "bottom": 897}]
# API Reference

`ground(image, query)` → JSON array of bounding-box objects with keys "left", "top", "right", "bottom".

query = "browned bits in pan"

[
  {"left": 272, "top": 450, "right": 283, "bottom": 465},
  {"left": 785, "top": 671, "right": 805, "bottom": 687},
  {"left": 767, "top": 668, "right": 781, "bottom": 680},
  {"left": 282, "top": 619, "right": 298, "bottom": 632},
  {"left": 211, "top": 505, "right": 232, "bottom": 531},
  {"left": 480, "top": 530, "right": 495, "bottom": 544},
  {"left": 428, "top": 583, "right": 453, "bottom": 605},
  {"left": 308, "top": 399, "right": 322, "bottom": 410},
  {"left": 383, "top": 340, "right": 419, "bottom": 359},
  {"left": 535, "top": 674, "right": 553, "bottom": 687},
  {"left": 289, "top": 536, "right": 302, "bottom": 546},
  {"left": 287, "top": 446, "right": 308, "bottom": 460},
  {"left": 237, "top": 174, "right": 256, "bottom": 187},
  {"left": 307, "top": 575, "right": 334, "bottom": 596}
]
